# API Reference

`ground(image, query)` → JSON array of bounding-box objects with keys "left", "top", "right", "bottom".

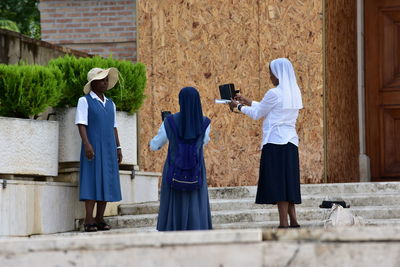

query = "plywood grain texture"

[
  {"left": 325, "top": 0, "right": 359, "bottom": 183},
  {"left": 259, "top": 0, "right": 324, "bottom": 184},
  {"left": 137, "top": 0, "right": 325, "bottom": 186}
]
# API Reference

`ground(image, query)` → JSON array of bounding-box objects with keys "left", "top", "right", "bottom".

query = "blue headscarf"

[{"left": 176, "top": 87, "right": 204, "bottom": 140}]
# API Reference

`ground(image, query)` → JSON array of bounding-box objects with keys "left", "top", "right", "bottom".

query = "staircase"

[{"left": 100, "top": 182, "right": 400, "bottom": 231}]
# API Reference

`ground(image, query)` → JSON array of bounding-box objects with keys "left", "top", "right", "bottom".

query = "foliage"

[
  {"left": 48, "top": 55, "right": 147, "bottom": 114},
  {"left": 0, "top": 19, "right": 20, "bottom": 33},
  {"left": 0, "top": 0, "right": 40, "bottom": 39},
  {"left": 0, "top": 64, "right": 63, "bottom": 118}
]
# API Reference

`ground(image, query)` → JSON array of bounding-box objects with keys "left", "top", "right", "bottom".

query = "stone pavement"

[{"left": 1, "top": 226, "right": 400, "bottom": 267}]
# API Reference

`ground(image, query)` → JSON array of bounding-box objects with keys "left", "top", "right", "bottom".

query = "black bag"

[{"left": 319, "top": 200, "right": 349, "bottom": 209}]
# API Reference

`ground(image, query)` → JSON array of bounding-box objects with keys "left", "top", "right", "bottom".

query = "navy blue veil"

[{"left": 175, "top": 87, "right": 204, "bottom": 140}]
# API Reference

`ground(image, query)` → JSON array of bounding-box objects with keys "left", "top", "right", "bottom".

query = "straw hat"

[{"left": 83, "top": 67, "right": 119, "bottom": 94}]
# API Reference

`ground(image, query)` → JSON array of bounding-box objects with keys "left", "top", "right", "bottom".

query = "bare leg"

[
  {"left": 84, "top": 200, "right": 96, "bottom": 224},
  {"left": 277, "top": 201, "right": 289, "bottom": 227},
  {"left": 95, "top": 201, "right": 107, "bottom": 222},
  {"left": 288, "top": 202, "right": 299, "bottom": 226},
  {"left": 95, "top": 201, "right": 111, "bottom": 230}
]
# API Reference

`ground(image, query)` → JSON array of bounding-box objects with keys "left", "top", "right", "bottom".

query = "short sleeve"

[
  {"left": 113, "top": 102, "right": 117, "bottom": 128},
  {"left": 203, "top": 124, "right": 211, "bottom": 145},
  {"left": 75, "top": 97, "right": 88, "bottom": 125}
]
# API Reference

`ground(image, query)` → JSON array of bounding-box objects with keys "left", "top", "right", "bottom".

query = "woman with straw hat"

[{"left": 75, "top": 67, "right": 122, "bottom": 232}]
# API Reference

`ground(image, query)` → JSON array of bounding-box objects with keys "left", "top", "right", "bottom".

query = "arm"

[
  {"left": 112, "top": 102, "right": 122, "bottom": 163},
  {"left": 75, "top": 97, "right": 94, "bottom": 160},
  {"left": 77, "top": 124, "right": 95, "bottom": 160},
  {"left": 241, "top": 90, "right": 279, "bottom": 120},
  {"left": 203, "top": 124, "right": 211, "bottom": 145},
  {"left": 114, "top": 128, "right": 123, "bottom": 164},
  {"left": 150, "top": 122, "right": 168, "bottom": 151}
]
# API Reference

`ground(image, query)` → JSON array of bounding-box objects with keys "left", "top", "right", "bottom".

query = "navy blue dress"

[
  {"left": 157, "top": 114, "right": 212, "bottom": 231},
  {"left": 79, "top": 94, "right": 122, "bottom": 202}
]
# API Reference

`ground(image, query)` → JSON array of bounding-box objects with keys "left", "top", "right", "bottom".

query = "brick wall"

[{"left": 39, "top": 0, "right": 137, "bottom": 61}]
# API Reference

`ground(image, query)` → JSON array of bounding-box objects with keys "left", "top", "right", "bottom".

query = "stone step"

[
  {"left": 76, "top": 218, "right": 400, "bottom": 234},
  {"left": 211, "top": 206, "right": 400, "bottom": 224},
  {"left": 213, "top": 218, "right": 400, "bottom": 230},
  {"left": 208, "top": 182, "right": 400, "bottom": 199},
  {"left": 103, "top": 205, "right": 400, "bottom": 230},
  {"left": 119, "top": 193, "right": 400, "bottom": 215}
]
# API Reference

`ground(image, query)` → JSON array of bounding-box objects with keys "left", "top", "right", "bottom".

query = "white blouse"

[
  {"left": 75, "top": 91, "right": 117, "bottom": 127},
  {"left": 241, "top": 88, "right": 299, "bottom": 147},
  {"left": 150, "top": 122, "right": 211, "bottom": 151}
]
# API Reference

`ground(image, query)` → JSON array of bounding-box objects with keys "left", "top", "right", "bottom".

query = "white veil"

[{"left": 270, "top": 58, "right": 303, "bottom": 109}]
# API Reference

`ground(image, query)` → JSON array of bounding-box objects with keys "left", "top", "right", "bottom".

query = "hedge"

[
  {"left": 0, "top": 64, "right": 63, "bottom": 118},
  {"left": 48, "top": 55, "right": 147, "bottom": 114}
]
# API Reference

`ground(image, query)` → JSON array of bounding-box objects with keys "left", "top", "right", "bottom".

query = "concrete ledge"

[
  {"left": 1, "top": 227, "right": 400, "bottom": 267},
  {"left": 0, "top": 170, "right": 160, "bottom": 236},
  {"left": 262, "top": 225, "right": 400, "bottom": 241},
  {"left": 0, "top": 229, "right": 262, "bottom": 253}
]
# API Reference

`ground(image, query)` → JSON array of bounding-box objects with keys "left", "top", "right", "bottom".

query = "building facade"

[{"left": 39, "top": 0, "right": 400, "bottom": 186}]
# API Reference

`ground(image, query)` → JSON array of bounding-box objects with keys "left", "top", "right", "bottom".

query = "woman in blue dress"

[
  {"left": 75, "top": 67, "right": 122, "bottom": 232},
  {"left": 150, "top": 86, "right": 212, "bottom": 231}
]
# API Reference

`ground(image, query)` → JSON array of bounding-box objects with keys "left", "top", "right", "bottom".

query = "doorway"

[{"left": 365, "top": 0, "right": 400, "bottom": 181}]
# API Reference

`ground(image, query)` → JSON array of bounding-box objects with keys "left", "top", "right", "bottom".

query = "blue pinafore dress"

[
  {"left": 79, "top": 94, "right": 122, "bottom": 202},
  {"left": 157, "top": 114, "right": 212, "bottom": 231}
]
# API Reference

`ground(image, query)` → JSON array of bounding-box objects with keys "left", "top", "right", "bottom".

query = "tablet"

[{"left": 218, "top": 83, "right": 236, "bottom": 100}]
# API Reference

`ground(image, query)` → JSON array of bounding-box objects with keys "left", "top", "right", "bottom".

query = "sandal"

[
  {"left": 96, "top": 221, "right": 111, "bottom": 231},
  {"left": 84, "top": 223, "right": 98, "bottom": 232}
]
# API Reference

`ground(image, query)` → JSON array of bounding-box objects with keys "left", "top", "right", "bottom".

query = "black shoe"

[
  {"left": 289, "top": 224, "right": 301, "bottom": 228},
  {"left": 84, "top": 223, "right": 98, "bottom": 232},
  {"left": 278, "top": 225, "right": 289, "bottom": 229},
  {"left": 96, "top": 221, "right": 111, "bottom": 231}
]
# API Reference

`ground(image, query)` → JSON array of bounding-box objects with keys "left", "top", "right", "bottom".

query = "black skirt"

[{"left": 255, "top": 143, "right": 301, "bottom": 204}]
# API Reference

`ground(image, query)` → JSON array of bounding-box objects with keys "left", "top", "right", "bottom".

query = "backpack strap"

[{"left": 166, "top": 115, "right": 179, "bottom": 140}]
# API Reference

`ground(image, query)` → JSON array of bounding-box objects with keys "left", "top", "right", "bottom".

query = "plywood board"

[{"left": 138, "top": 0, "right": 325, "bottom": 186}]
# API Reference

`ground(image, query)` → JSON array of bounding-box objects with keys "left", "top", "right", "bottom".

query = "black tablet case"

[{"left": 219, "top": 84, "right": 236, "bottom": 100}]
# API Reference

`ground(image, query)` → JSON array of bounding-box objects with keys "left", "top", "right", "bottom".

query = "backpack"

[{"left": 165, "top": 115, "right": 210, "bottom": 191}]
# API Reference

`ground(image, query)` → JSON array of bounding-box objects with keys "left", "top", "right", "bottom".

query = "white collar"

[{"left": 89, "top": 91, "right": 108, "bottom": 104}]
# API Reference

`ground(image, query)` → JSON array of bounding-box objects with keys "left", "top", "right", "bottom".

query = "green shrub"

[
  {"left": 48, "top": 55, "right": 147, "bottom": 114},
  {"left": 0, "top": 64, "right": 63, "bottom": 118},
  {"left": 0, "top": 19, "right": 20, "bottom": 33}
]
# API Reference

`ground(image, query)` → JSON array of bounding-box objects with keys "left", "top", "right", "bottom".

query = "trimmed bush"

[
  {"left": 0, "top": 64, "right": 63, "bottom": 118},
  {"left": 48, "top": 55, "right": 147, "bottom": 114},
  {"left": 0, "top": 19, "right": 20, "bottom": 33}
]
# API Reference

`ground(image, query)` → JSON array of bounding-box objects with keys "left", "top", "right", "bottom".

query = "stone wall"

[
  {"left": 0, "top": 28, "right": 88, "bottom": 65},
  {"left": 39, "top": 0, "right": 137, "bottom": 61}
]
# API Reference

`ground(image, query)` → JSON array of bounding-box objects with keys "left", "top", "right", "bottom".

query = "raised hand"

[{"left": 235, "top": 95, "right": 252, "bottom": 106}]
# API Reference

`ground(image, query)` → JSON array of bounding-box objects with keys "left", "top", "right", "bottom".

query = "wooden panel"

[
  {"left": 381, "top": 107, "right": 400, "bottom": 176},
  {"left": 325, "top": 0, "right": 359, "bottom": 183},
  {"left": 259, "top": 0, "right": 325, "bottom": 184},
  {"left": 138, "top": 0, "right": 324, "bottom": 186},
  {"left": 365, "top": 0, "right": 400, "bottom": 181}
]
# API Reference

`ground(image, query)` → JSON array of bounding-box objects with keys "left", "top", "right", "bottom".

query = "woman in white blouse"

[{"left": 230, "top": 58, "right": 303, "bottom": 228}]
